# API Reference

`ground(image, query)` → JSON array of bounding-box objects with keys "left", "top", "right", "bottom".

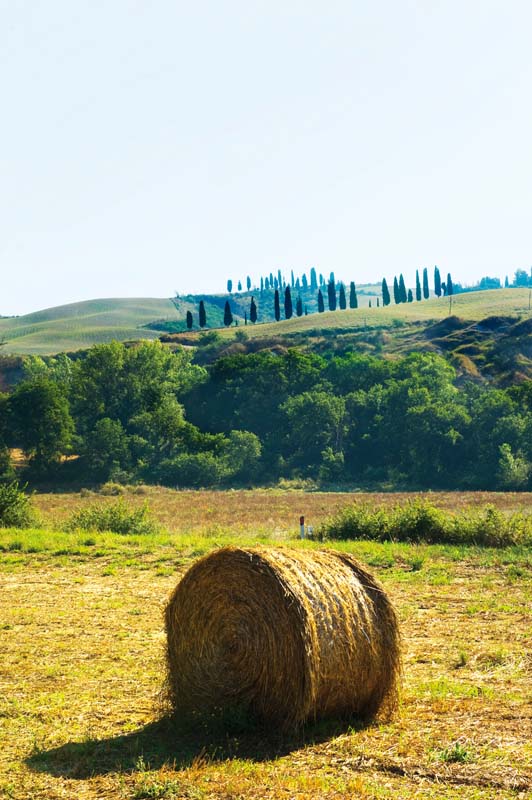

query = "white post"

[{"left": 299, "top": 515, "right": 305, "bottom": 539}]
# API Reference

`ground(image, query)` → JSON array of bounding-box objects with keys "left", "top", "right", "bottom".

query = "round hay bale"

[{"left": 164, "top": 547, "right": 401, "bottom": 730}]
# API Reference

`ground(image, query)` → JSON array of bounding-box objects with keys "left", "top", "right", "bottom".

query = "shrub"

[
  {"left": 0, "top": 482, "right": 37, "bottom": 529},
  {"left": 64, "top": 498, "right": 159, "bottom": 535},
  {"left": 321, "top": 499, "right": 532, "bottom": 547},
  {"left": 154, "top": 453, "right": 227, "bottom": 488}
]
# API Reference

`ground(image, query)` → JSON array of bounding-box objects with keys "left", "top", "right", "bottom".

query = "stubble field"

[{"left": 1, "top": 489, "right": 531, "bottom": 799}]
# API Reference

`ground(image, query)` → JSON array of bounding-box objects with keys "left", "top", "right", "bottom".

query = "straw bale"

[{"left": 165, "top": 547, "right": 401, "bottom": 729}]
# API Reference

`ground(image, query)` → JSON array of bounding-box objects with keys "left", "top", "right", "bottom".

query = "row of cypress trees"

[{"left": 187, "top": 268, "right": 453, "bottom": 327}]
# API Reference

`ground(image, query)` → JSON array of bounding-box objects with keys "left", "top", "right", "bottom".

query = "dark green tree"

[
  {"left": 290, "top": 270, "right": 295, "bottom": 287},
  {"left": 327, "top": 280, "right": 337, "bottom": 310},
  {"left": 301, "top": 274, "right": 308, "bottom": 290},
  {"left": 260, "top": 277, "right": 264, "bottom": 292},
  {"left": 317, "top": 289, "right": 325, "bottom": 313},
  {"left": 284, "top": 286, "right": 293, "bottom": 319},
  {"left": 504, "top": 275, "right": 509, "bottom": 288},
  {"left": 382, "top": 278, "right": 391, "bottom": 306},
  {"left": 399, "top": 273, "right": 407, "bottom": 303},
  {"left": 224, "top": 300, "right": 233, "bottom": 327},
  {"left": 199, "top": 300, "right": 207, "bottom": 328},
  {"left": 246, "top": 276, "right": 251, "bottom": 291},
  {"left": 446, "top": 273, "right": 453, "bottom": 296},
  {"left": 310, "top": 268, "right": 318, "bottom": 290},
  {"left": 415, "top": 269, "right": 422, "bottom": 301},
  {"left": 423, "top": 267, "right": 429, "bottom": 299},
  {"left": 9, "top": 378, "right": 74, "bottom": 470},
  {"left": 296, "top": 295, "right": 303, "bottom": 317},
  {"left": 186, "top": 310, "right": 193, "bottom": 329},
  {"left": 250, "top": 296, "right": 257, "bottom": 323},
  {"left": 407, "top": 288, "right": 413, "bottom": 302},
  {"left": 237, "top": 280, "right": 242, "bottom": 292},
  {"left": 274, "top": 289, "right": 280, "bottom": 321},
  {"left": 393, "top": 276, "right": 400, "bottom": 304},
  {"left": 349, "top": 281, "right": 358, "bottom": 309},
  {"left": 227, "top": 279, "right": 233, "bottom": 293},
  {"left": 434, "top": 266, "right": 442, "bottom": 297},
  {"left": 339, "top": 283, "right": 347, "bottom": 309}
]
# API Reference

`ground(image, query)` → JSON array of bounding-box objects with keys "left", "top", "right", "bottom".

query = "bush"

[
  {"left": 321, "top": 499, "right": 532, "bottom": 547},
  {"left": 0, "top": 482, "right": 36, "bottom": 528},
  {"left": 154, "top": 453, "right": 227, "bottom": 488},
  {"left": 64, "top": 498, "right": 159, "bottom": 535}
]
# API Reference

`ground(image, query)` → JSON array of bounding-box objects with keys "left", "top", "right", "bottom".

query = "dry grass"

[
  {"left": 1, "top": 489, "right": 531, "bottom": 799},
  {"left": 33, "top": 486, "right": 532, "bottom": 534},
  {"left": 165, "top": 548, "right": 401, "bottom": 728}
]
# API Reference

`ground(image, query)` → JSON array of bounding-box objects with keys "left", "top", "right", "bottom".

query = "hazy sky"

[{"left": 2, "top": 1, "right": 532, "bottom": 315}]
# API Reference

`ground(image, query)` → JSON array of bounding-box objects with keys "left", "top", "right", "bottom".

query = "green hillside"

[
  {"left": 0, "top": 298, "right": 187, "bottom": 355},
  {"left": 1, "top": 288, "right": 531, "bottom": 357}
]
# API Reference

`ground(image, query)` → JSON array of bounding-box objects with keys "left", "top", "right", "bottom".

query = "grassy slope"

[
  {"left": 0, "top": 298, "right": 184, "bottom": 355},
  {"left": 1, "top": 288, "right": 530, "bottom": 356},
  {"left": 0, "top": 488, "right": 531, "bottom": 799},
  {"left": 214, "top": 288, "right": 532, "bottom": 339}
]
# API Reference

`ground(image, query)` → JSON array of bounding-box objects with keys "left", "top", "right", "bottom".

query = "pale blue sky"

[{"left": 2, "top": 1, "right": 532, "bottom": 315}]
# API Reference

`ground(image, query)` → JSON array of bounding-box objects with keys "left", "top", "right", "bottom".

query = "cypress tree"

[
  {"left": 304, "top": 305, "right": 308, "bottom": 315},
  {"left": 442, "top": 282, "right": 447, "bottom": 296},
  {"left": 260, "top": 276, "right": 264, "bottom": 292},
  {"left": 284, "top": 286, "right": 293, "bottom": 319},
  {"left": 274, "top": 289, "right": 280, "bottom": 321},
  {"left": 227, "top": 279, "right": 233, "bottom": 293},
  {"left": 186, "top": 310, "right": 193, "bottom": 329},
  {"left": 237, "top": 280, "right": 242, "bottom": 292},
  {"left": 250, "top": 296, "right": 257, "bottom": 323},
  {"left": 319, "top": 273, "right": 324, "bottom": 286},
  {"left": 223, "top": 300, "right": 233, "bottom": 326},
  {"left": 399, "top": 273, "right": 407, "bottom": 303},
  {"left": 277, "top": 269, "right": 282, "bottom": 289},
  {"left": 376, "top": 297, "right": 380, "bottom": 307},
  {"left": 423, "top": 267, "right": 429, "bottom": 299},
  {"left": 339, "top": 283, "right": 347, "bottom": 309},
  {"left": 317, "top": 289, "right": 325, "bottom": 312},
  {"left": 269, "top": 272, "right": 274, "bottom": 287},
  {"left": 198, "top": 300, "right": 207, "bottom": 328},
  {"left": 446, "top": 273, "right": 453, "bottom": 296},
  {"left": 329, "top": 271, "right": 335, "bottom": 285},
  {"left": 290, "top": 269, "right": 295, "bottom": 287},
  {"left": 247, "top": 276, "right": 251, "bottom": 291},
  {"left": 407, "top": 288, "right": 413, "bottom": 302},
  {"left": 415, "top": 270, "right": 422, "bottom": 301},
  {"left": 296, "top": 295, "right": 303, "bottom": 317},
  {"left": 393, "top": 276, "right": 400, "bottom": 304},
  {"left": 368, "top": 299, "right": 372, "bottom": 307},
  {"left": 382, "top": 278, "right": 391, "bottom": 306},
  {"left": 349, "top": 281, "right": 358, "bottom": 309},
  {"left": 302, "top": 274, "right": 308, "bottom": 290},
  {"left": 310, "top": 268, "right": 317, "bottom": 290},
  {"left": 505, "top": 275, "right": 509, "bottom": 288},
  {"left": 274, "top": 277, "right": 278, "bottom": 289},
  {"left": 265, "top": 277, "right": 269, "bottom": 291},
  {"left": 295, "top": 277, "right": 300, "bottom": 290},
  {"left": 434, "top": 266, "right": 442, "bottom": 297},
  {"left": 244, "top": 312, "right": 247, "bottom": 325},
  {"left": 327, "top": 279, "right": 337, "bottom": 310}
]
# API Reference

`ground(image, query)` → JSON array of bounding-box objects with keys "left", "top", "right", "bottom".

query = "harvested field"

[{"left": 0, "top": 490, "right": 531, "bottom": 799}]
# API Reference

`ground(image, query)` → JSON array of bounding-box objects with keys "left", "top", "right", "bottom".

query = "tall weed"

[{"left": 321, "top": 499, "right": 532, "bottom": 547}]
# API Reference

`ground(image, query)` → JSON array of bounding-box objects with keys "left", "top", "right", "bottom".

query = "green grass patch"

[{"left": 321, "top": 499, "right": 532, "bottom": 547}]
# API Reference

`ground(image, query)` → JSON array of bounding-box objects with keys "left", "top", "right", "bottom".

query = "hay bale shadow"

[{"left": 26, "top": 712, "right": 370, "bottom": 779}]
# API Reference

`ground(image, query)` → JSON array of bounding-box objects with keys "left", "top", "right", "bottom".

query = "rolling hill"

[
  {"left": 0, "top": 297, "right": 187, "bottom": 355},
  {"left": 0, "top": 288, "right": 531, "bottom": 362}
]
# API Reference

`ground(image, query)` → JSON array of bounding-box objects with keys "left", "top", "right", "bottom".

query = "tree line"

[
  {"left": 185, "top": 267, "right": 456, "bottom": 329},
  {"left": 1, "top": 340, "right": 531, "bottom": 491}
]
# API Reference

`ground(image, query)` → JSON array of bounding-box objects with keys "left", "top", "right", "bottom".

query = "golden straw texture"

[{"left": 165, "top": 547, "right": 401, "bottom": 729}]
